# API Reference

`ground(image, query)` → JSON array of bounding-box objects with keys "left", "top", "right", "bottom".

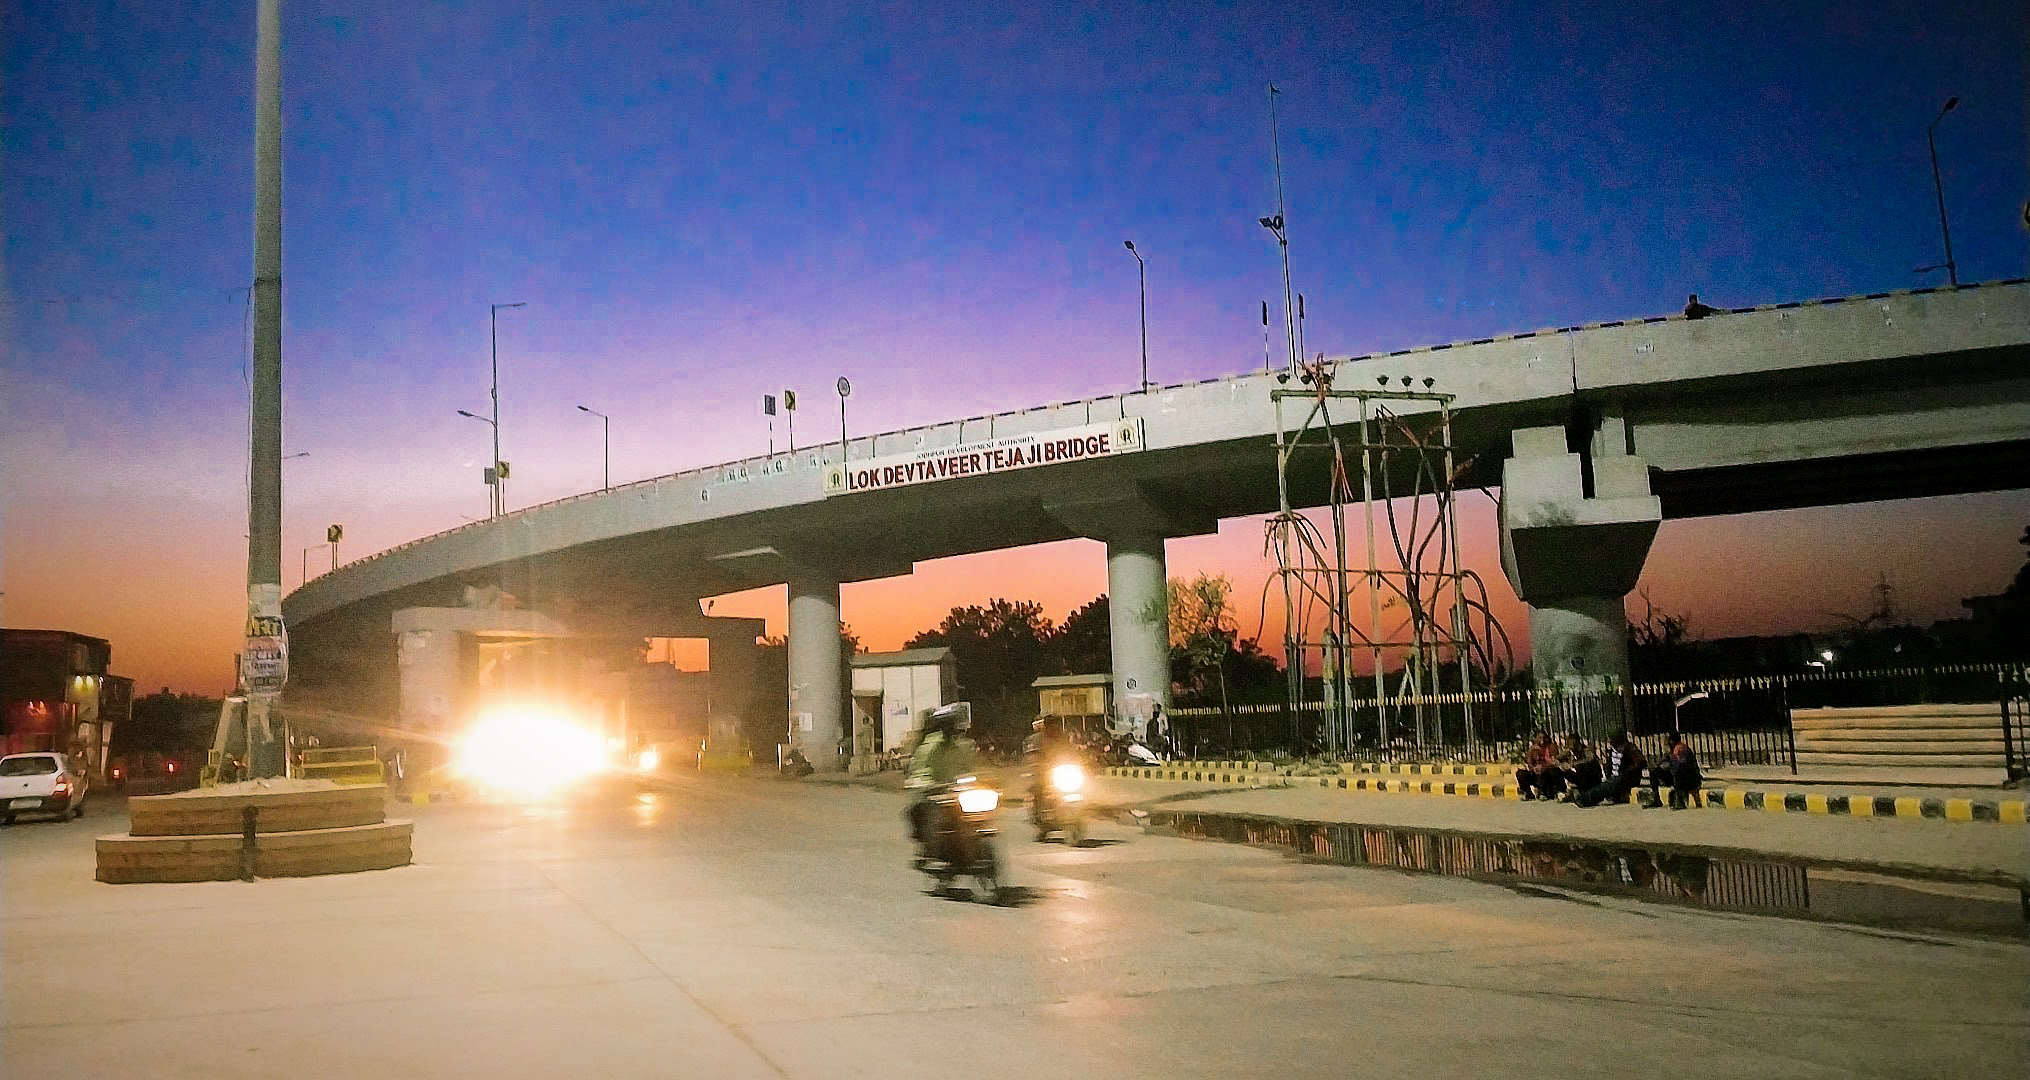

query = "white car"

[{"left": 0, "top": 752, "right": 89, "bottom": 824}]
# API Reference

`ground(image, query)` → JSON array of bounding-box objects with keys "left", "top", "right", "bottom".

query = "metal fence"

[{"left": 1165, "top": 662, "right": 2030, "bottom": 772}]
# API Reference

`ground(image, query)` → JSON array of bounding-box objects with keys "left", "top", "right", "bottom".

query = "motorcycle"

[
  {"left": 1031, "top": 759, "right": 1089, "bottom": 846},
  {"left": 914, "top": 775, "right": 1002, "bottom": 902}
]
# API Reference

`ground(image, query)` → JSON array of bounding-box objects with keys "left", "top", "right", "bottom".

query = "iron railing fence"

[{"left": 1164, "top": 662, "right": 2030, "bottom": 773}]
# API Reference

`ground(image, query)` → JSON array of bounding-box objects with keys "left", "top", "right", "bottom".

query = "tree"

[
  {"left": 906, "top": 599, "right": 1057, "bottom": 746},
  {"left": 1049, "top": 595, "right": 1112, "bottom": 675},
  {"left": 114, "top": 689, "right": 219, "bottom": 757},
  {"left": 1628, "top": 588, "right": 1694, "bottom": 681},
  {"left": 1161, "top": 576, "right": 1250, "bottom": 714}
]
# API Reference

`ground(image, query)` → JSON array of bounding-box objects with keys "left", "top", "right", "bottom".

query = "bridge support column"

[
  {"left": 396, "top": 628, "right": 461, "bottom": 735},
  {"left": 787, "top": 567, "right": 845, "bottom": 771},
  {"left": 1106, "top": 533, "right": 1172, "bottom": 726},
  {"left": 1500, "top": 421, "right": 1662, "bottom": 736}
]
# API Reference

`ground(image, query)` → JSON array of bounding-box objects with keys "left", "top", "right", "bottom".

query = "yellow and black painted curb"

[
  {"left": 1354, "top": 762, "right": 1507, "bottom": 778},
  {"left": 1103, "top": 766, "right": 1283, "bottom": 787},
  {"left": 1318, "top": 775, "right": 1522, "bottom": 799},
  {"left": 1106, "top": 766, "right": 2027, "bottom": 823},
  {"left": 1705, "top": 788, "right": 2027, "bottom": 824}
]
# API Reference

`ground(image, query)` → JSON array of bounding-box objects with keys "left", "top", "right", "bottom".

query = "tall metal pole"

[
  {"left": 243, "top": 0, "right": 288, "bottom": 777},
  {"left": 1269, "top": 85, "right": 1297, "bottom": 375},
  {"left": 1138, "top": 254, "right": 1147, "bottom": 391},
  {"left": 489, "top": 302, "right": 524, "bottom": 515},
  {"left": 489, "top": 307, "right": 500, "bottom": 516},
  {"left": 1926, "top": 97, "right": 1960, "bottom": 287},
  {"left": 577, "top": 405, "right": 610, "bottom": 490},
  {"left": 1124, "top": 241, "right": 1148, "bottom": 393}
]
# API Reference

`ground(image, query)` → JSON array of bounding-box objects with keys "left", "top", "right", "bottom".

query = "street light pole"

[
  {"left": 1123, "top": 240, "right": 1148, "bottom": 392},
  {"left": 836, "top": 377, "right": 852, "bottom": 462},
  {"left": 1925, "top": 96, "right": 1961, "bottom": 287},
  {"left": 300, "top": 544, "right": 327, "bottom": 588},
  {"left": 489, "top": 302, "right": 525, "bottom": 515},
  {"left": 457, "top": 409, "right": 497, "bottom": 518},
  {"left": 577, "top": 405, "right": 610, "bottom": 490}
]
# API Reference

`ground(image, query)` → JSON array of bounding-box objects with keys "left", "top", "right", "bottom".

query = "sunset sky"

[{"left": 5, "top": 0, "right": 2026, "bottom": 694}]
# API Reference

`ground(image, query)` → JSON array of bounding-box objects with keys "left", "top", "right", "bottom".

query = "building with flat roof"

[
  {"left": 1, "top": 628, "right": 131, "bottom": 779},
  {"left": 849, "top": 647, "right": 957, "bottom": 761}
]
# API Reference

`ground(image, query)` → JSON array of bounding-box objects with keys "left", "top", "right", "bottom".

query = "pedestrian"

[
  {"left": 1684, "top": 293, "right": 1718, "bottom": 319},
  {"left": 1515, "top": 731, "right": 1565, "bottom": 800},
  {"left": 1557, "top": 733, "right": 1601, "bottom": 798},
  {"left": 1574, "top": 731, "right": 1646, "bottom": 807},
  {"left": 1650, "top": 732, "right": 1704, "bottom": 809}
]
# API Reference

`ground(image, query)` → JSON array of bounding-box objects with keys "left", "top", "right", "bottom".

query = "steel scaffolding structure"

[{"left": 1266, "top": 358, "right": 1513, "bottom": 755}]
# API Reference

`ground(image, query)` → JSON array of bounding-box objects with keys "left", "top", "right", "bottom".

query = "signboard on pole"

[{"left": 823, "top": 418, "right": 1143, "bottom": 497}]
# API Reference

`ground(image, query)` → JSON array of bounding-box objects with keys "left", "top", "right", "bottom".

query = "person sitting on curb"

[
  {"left": 1515, "top": 732, "right": 1565, "bottom": 801},
  {"left": 1557, "top": 733, "right": 1601, "bottom": 798},
  {"left": 1649, "top": 732, "right": 1703, "bottom": 809},
  {"left": 1574, "top": 731, "right": 1646, "bottom": 807}
]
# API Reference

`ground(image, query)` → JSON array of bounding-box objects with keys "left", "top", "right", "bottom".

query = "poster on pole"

[
  {"left": 240, "top": 583, "right": 289, "bottom": 700},
  {"left": 824, "top": 418, "right": 1143, "bottom": 497}
]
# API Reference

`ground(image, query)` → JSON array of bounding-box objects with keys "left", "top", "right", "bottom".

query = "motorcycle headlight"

[
  {"left": 1049, "top": 763, "right": 1086, "bottom": 793},
  {"left": 956, "top": 787, "right": 1000, "bottom": 814}
]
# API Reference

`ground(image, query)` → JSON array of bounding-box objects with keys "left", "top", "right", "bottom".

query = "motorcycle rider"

[
  {"left": 905, "top": 704, "right": 977, "bottom": 849},
  {"left": 1023, "top": 715, "right": 1075, "bottom": 826}
]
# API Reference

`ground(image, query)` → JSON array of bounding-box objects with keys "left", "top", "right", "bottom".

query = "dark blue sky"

[{"left": 5, "top": 0, "right": 2024, "bottom": 689}]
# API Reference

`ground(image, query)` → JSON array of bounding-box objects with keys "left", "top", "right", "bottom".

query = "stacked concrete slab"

[{"left": 96, "top": 782, "right": 411, "bottom": 884}]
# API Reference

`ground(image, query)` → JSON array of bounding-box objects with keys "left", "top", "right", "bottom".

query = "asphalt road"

[{"left": 3, "top": 774, "right": 2026, "bottom": 1079}]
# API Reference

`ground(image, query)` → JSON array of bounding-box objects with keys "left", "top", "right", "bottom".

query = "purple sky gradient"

[{"left": 5, "top": 0, "right": 2025, "bottom": 691}]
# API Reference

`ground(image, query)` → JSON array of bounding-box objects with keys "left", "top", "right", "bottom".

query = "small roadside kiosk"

[
  {"left": 1031, "top": 673, "right": 1114, "bottom": 745},
  {"left": 849, "top": 648, "right": 958, "bottom": 771}
]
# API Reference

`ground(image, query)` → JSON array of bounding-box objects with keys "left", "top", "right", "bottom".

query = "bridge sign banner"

[{"left": 824, "top": 419, "right": 1144, "bottom": 496}]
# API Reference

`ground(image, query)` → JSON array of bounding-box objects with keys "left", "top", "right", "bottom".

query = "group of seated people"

[{"left": 1514, "top": 730, "right": 1703, "bottom": 809}]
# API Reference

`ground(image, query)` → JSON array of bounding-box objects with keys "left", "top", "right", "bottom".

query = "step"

[
  {"left": 1791, "top": 707, "right": 2001, "bottom": 730},
  {"left": 127, "top": 784, "right": 388, "bottom": 836},
  {"left": 1793, "top": 739, "right": 2008, "bottom": 755},
  {"left": 96, "top": 820, "right": 414, "bottom": 883},
  {"left": 1795, "top": 752, "right": 2005, "bottom": 768},
  {"left": 1792, "top": 727, "right": 2008, "bottom": 743}
]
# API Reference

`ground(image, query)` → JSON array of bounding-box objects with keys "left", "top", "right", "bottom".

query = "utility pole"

[{"left": 240, "top": 0, "right": 288, "bottom": 777}]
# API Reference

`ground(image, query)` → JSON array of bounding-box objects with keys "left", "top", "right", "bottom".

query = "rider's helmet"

[{"left": 924, "top": 703, "right": 971, "bottom": 735}]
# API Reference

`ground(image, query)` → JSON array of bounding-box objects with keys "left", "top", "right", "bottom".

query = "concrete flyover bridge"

[{"left": 285, "top": 281, "right": 2030, "bottom": 764}]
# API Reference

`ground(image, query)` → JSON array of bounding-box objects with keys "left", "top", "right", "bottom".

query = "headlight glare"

[{"left": 956, "top": 786, "right": 999, "bottom": 814}]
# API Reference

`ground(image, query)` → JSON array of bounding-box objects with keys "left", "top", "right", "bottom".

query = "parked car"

[{"left": 0, "top": 752, "right": 89, "bottom": 823}]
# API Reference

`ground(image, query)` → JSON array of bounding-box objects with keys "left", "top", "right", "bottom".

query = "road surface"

[{"left": 3, "top": 774, "right": 2025, "bottom": 1079}]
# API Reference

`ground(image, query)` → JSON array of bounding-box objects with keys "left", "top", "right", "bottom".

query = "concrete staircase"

[{"left": 1790, "top": 705, "right": 2016, "bottom": 782}]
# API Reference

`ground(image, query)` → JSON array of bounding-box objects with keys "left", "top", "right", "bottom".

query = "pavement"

[
  {"left": 5, "top": 779, "right": 2028, "bottom": 1079},
  {"left": 809, "top": 763, "right": 2029, "bottom": 882}
]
